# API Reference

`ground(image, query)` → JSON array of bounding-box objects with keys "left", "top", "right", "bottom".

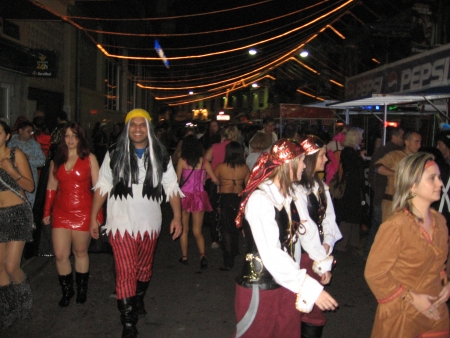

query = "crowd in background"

[
  {"left": 5, "top": 111, "right": 450, "bottom": 266},
  {"left": 2, "top": 110, "right": 450, "bottom": 337}
]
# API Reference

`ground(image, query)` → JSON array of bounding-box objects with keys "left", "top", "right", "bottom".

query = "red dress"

[{"left": 52, "top": 157, "right": 92, "bottom": 231}]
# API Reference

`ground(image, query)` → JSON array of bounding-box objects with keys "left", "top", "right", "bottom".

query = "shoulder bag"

[{"left": 328, "top": 160, "right": 346, "bottom": 199}]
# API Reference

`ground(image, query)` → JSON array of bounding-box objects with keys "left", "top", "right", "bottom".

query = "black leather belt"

[{"left": 236, "top": 277, "right": 281, "bottom": 291}]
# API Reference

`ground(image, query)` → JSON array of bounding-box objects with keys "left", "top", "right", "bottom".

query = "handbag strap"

[{"left": 180, "top": 167, "right": 195, "bottom": 188}]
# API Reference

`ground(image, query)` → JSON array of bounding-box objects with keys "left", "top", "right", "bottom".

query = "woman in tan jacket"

[{"left": 365, "top": 152, "right": 450, "bottom": 338}]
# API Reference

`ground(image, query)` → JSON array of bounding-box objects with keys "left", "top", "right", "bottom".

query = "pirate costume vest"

[{"left": 237, "top": 200, "right": 303, "bottom": 290}]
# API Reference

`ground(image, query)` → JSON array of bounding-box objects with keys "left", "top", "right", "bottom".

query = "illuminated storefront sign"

[{"left": 28, "top": 49, "right": 57, "bottom": 77}]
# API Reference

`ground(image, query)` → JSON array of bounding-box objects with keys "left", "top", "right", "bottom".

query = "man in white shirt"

[
  {"left": 261, "top": 116, "right": 278, "bottom": 145},
  {"left": 90, "top": 109, "right": 182, "bottom": 338}
]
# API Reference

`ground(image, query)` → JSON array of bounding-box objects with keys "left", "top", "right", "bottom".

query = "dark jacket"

[{"left": 334, "top": 146, "right": 365, "bottom": 224}]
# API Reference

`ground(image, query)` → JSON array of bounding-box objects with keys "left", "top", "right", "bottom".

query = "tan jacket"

[{"left": 365, "top": 209, "right": 450, "bottom": 338}]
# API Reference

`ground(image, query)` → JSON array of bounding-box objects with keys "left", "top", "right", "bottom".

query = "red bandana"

[{"left": 235, "top": 139, "right": 305, "bottom": 228}]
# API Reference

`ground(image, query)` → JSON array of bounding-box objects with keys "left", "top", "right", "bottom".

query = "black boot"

[
  {"left": 14, "top": 277, "right": 33, "bottom": 319},
  {"left": 301, "top": 322, "right": 324, "bottom": 338},
  {"left": 75, "top": 272, "right": 89, "bottom": 304},
  {"left": 0, "top": 283, "right": 17, "bottom": 329},
  {"left": 117, "top": 297, "right": 138, "bottom": 338},
  {"left": 136, "top": 280, "right": 149, "bottom": 318},
  {"left": 58, "top": 273, "right": 75, "bottom": 307}
]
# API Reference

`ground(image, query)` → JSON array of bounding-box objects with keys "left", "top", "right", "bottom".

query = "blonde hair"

[
  {"left": 222, "top": 125, "right": 239, "bottom": 142},
  {"left": 268, "top": 155, "right": 303, "bottom": 198},
  {"left": 392, "top": 152, "right": 435, "bottom": 219},
  {"left": 343, "top": 127, "right": 363, "bottom": 148}
]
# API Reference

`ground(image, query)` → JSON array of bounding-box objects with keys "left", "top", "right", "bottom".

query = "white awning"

[{"left": 327, "top": 93, "right": 450, "bottom": 109}]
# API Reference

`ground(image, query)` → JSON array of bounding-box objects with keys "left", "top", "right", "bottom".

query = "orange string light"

[
  {"left": 144, "top": 44, "right": 324, "bottom": 104},
  {"left": 96, "top": 3, "right": 328, "bottom": 53},
  {"left": 66, "top": 0, "right": 274, "bottom": 21},
  {"left": 75, "top": 1, "right": 328, "bottom": 37},
  {"left": 135, "top": 34, "right": 318, "bottom": 90},
  {"left": 95, "top": 0, "right": 354, "bottom": 61},
  {"left": 152, "top": 74, "right": 276, "bottom": 101},
  {"left": 296, "top": 89, "right": 325, "bottom": 101},
  {"left": 136, "top": 37, "right": 307, "bottom": 82},
  {"left": 30, "top": 0, "right": 349, "bottom": 106}
]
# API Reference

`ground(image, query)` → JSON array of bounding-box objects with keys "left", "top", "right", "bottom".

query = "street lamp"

[
  {"left": 249, "top": 49, "right": 257, "bottom": 55},
  {"left": 300, "top": 50, "right": 309, "bottom": 58},
  {"left": 299, "top": 50, "right": 309, "bottom": 57}
]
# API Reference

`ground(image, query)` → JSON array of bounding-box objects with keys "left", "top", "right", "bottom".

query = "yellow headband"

[{"left": 124, "top": 109, "right": 152, "bottom": 124}]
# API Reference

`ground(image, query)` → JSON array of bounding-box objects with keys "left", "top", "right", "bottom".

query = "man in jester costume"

[{"left": 90, "top": 109, "right": 183, "bottom": 338}]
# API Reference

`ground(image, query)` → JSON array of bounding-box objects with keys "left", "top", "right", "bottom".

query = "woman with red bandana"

[
  {"left": 43, "top": 122, "right": 102, "bottom": 307},
  {"left": 294, "top": 135, "right": 342, "bottom": 338},
  {"left": 234, "top": 139, "right": 338, "bottom": 338}
]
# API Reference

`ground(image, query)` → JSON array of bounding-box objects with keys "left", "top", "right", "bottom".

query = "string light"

[
  {"left": 136, "top": 33, "right": 343, "bottom": 100},
  {"left": 76, "top": 1, "right": 328, "bottom": 38},
  {"left": 65, "top": 0, "right": 274, "bottom": 21},
  {"left": 296, "top": 89, "right": 325, "bottom": 101},
  {"left": 31, "top": 0, "right": 352, "bottom": 89},
  {"left": 290, "top": 57, "right": 319, "bottom": 74},
  {"left": 326, "top": 25, "right": 346, "bottom": 39},
  {"left": 152, "top": 74, "right": 276, "bottom": 101},
  {"left": 136, "top": 35, "right": 318, "bottom": 90},
  {"left": 136, "top": 38, "right": 307, "bottom": 82},
  {"left": 94, "top": 0, "right": 354, "bottom": 60},
  {"left": 30, "top": 0, "right": 354, "bottom": 106},
  {"left": 329, "top": 79, "right": 344, "bottom": 87},
  {"left": 95, "top": 2, "right": 329, "bottom": 53},
  {"left": 162, "top": 73, "right": 325, "bottom": 106}
]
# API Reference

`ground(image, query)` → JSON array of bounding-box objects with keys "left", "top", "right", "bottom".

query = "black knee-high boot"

[
  {"left": 75, "top": 272, "right": 89, "bottom": 304},
  {"left": 0, "top": 283, "right": 17, "bottom": 329},
  {"left": 136, "top": 280, "right": 149, "bottom": 318},
  {"left": 117, "top": 297, "right": 138, "bottom": 338},
  {"left": 58, "top": 273, "right": 75, "bottom": 307},
  {"left": 301, "top": 322, "right": 324, "bottom": 338},
  {"left": 14, "top": 277, "right": 33, "bottom": 319}
]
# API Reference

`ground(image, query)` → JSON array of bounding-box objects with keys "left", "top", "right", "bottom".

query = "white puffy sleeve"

[
  {"left": 162, "top": 159, "right": 185, "bottom": 199},
  {"left": 245, "top": 190, "right": 323, "bottom": 312},
  {"left": 294, "top": 184, "right": 341, "bottom": 276},
  {"left": 322, "top": 187, "right": 342, "bottom": 248}
]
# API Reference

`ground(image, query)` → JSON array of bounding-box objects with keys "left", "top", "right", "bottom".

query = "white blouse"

[
  {"left": 94, "top": 151, "right": 184, "bottom": 239},
  {"left": 294, "top": 182, "right": 342, "bottom": 275},
  {"left": 244, "top": 180, "right": 324, "bottom": 312}
]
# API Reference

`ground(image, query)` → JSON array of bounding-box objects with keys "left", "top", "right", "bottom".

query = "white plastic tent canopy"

[
  {"left": 327, "top": 93, "right": 450, "bottom": 109},
  {"left": 327, "top": 93, "right": 450, "bottom": 144}
]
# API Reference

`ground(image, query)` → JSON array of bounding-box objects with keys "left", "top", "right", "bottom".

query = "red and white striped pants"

[{"left": 109, "top": 230, "right": 158, "bottom": 299}]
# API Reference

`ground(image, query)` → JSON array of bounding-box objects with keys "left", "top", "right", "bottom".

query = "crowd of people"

[{"left": 1, "top": 110, "right": 450, "bottom": 338}]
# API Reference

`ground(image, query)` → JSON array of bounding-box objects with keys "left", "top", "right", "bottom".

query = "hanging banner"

[{"left": 28, "top": 49, "right": 57, "bottom": 77}]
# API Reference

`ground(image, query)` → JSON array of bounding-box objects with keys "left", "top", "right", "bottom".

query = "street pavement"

[{"left": 3, "top": 203, "right": 377, "bottom": 338}]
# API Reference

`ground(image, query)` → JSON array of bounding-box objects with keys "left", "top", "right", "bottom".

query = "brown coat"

[{"left": 365, "top": 209, "right": 450, "bottom": 338}]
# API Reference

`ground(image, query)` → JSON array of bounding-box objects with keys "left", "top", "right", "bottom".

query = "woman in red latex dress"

[{"left": 43, "top": 122, "right": 102, "bottom": 307}]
